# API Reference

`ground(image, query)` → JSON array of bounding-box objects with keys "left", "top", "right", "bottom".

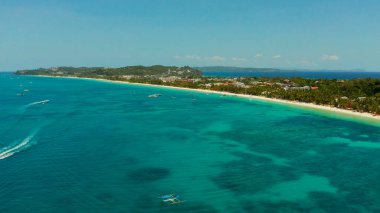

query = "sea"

[
  {"left": 1, "top": 72, "right": 380, "bottom": 212},
  {"left": 204, "top": 71, "right": 380, "bottom": 79}
]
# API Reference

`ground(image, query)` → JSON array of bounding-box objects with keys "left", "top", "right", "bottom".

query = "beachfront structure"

[
  {"left": 159, "top": 76, "right": 181, "bottom": 83},
  {"left": 234, "top": 82, "right": 250, "bottom": 89},
  {"left": 16, "top": 66, "right": 380, "bottom": 115},
  {"left": 289, "top": 86, "right": 311, "bottom": 91}
]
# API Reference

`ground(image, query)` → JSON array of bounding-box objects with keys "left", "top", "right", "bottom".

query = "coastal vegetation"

[
  {"left": 16, "top": 66, "right": 380, "bottom": 114},
  {"left": 17, "top": 65, "right": 202, "bottom": 78}
]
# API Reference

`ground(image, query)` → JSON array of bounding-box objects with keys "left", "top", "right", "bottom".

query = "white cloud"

[
  {"left": 175, "top": 55, "right": 227, "bottom": 62},
  {"left": 321, "top": 54, "right": 339, "bottom": 61},
  {"left": 205, "top": 56, "right": 225, "bottom": 61},
  {"left": 185, "top": 55, "right": 202, "bottom": 60},
  {"left": 174, "top": 55, "right": 201, "bottom": 60},
  {"left": 255, "top": 53, "right": 263, "bottom": 58},
  {"left": 273, "top": 54, "right": 281, "bottom": 59},
  {"left": 231, "top": 57, "right": 247, "bottom": 62}
]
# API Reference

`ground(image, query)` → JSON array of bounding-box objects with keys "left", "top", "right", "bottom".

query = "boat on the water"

[
  {"left": 148, "top": 94, "right": 162, "bottom": 98},
  {"left": 31, "top": 100, "right": 50, "bottom": 105},
  {"left": 39, "top": 100, "right": 50, "bottom": 104},
  {"left": 159, "top": 194, "right": 185, "bottom": 205}
]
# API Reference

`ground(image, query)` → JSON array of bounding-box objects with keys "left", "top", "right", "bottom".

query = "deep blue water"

[
  {"left": 204, "top": 71, "right": 380, "bottom": 79},
  {"left": 1, "top": 72, "right": 380, "bottom": 212}
]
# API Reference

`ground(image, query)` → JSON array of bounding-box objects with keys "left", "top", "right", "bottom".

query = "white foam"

[
  {"left": 19, "top": 100, "right": 50, "bottom": 113},
  {"left": 0, "top": 131, "right": 38, "bottom": 160},
  {"left": 28, "top": 100, "right": 50, "bottom": 106}
]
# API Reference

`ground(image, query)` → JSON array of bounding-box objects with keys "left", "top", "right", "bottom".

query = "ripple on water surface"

[{"left": 1, "top": 74, "right": 380, "bottom": 212}]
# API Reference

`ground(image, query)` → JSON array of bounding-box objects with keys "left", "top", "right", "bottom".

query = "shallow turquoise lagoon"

[{"left": 1, "top": 73, "right": 380, "bottom": 212}]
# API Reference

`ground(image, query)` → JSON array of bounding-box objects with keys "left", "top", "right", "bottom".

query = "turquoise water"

[{"left": 1, "top": 73, "right": 380, "bottom": 212}]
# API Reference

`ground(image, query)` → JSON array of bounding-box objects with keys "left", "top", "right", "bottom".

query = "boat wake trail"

[
  {"left": 18, "top": 100, "right": 50, "bottom": 114},
  {"left": 27, "top": 100, "right": 50, "bottom": 106},
  {"left": 0, "top": 129, "right": 39, "bottom": 160}
]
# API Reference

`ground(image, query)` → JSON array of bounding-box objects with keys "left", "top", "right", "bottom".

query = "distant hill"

[
  {"left": 196, "top": 66, "right": 284, "bottom": 72},
  {"left": 16, "top": 65, "right": 202, "bottom": 77},
  {"left": 196, "top": 66, "right": 376, "bottom": 73}
]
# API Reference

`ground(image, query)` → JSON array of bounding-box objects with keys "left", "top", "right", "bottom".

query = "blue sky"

[{"left": 1, "top": 0, "right": 379, "bottom": 71}]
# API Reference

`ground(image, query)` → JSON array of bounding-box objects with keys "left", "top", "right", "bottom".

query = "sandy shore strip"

[{"left": 34, "top": 75, "right": 380, "bottom": 123}]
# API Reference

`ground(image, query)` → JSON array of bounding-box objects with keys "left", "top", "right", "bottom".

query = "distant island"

[
  {"left": 16, "top": 65, "right": 380, "bottom": 116},
  {"left": 196, "top": 66, "right": 283, "bottom": 72},
  {"left": 197, "top": 66, "right": 376, "bottom": 73}
]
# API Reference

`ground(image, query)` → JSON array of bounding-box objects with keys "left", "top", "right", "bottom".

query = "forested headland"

[{"left": 16, "top": 66, "right": 380, "bottom": 114}]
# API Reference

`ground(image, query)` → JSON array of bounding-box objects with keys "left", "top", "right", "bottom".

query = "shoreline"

[{"left": 33, "top": 75, "right": 380, "bottom": 123}]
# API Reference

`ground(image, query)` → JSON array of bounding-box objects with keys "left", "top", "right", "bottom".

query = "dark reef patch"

[
  {"left": 212, "top": 159, "right": 298, "bottom": 194},
  {"left": 242, "top": 200, "right": 311, "bottom": 213},
  {"left": 95, "top": 192, "right": 114, "bottom": 202},
  {"left": 230, "top": 151, "right": 275, "bottom": 164},
  {"left": 130, "top": 194, "right": 219, "bottom": 213},
  {"left": 309, "top": 192, "right": 358, "bottom": 213},
  {"left": 158, "top": 202, "right": 219, "bottom": 213},
  {"left": 127, "top": 167, "right": 170, "bottom": 182},
  {"left": 289, "top": 141, "right": 380, "bottom": 212}
]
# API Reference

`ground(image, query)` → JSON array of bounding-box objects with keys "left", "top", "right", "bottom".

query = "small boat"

[
  {"left": 39, "top": 100, "right": 50, "bottom": 105},
  {"left": 30, "top": 100, "right": 50, "bottom": 105},
  {"left": 159, "top": 194, "right": 176, "bottom": 199},
  {"left": 24, "top": 89, "right": 29, "bottom": 92},
  {"left": 148, "top": 94, "right": 162, "bottom": 98},
  {"left": 159, "top": 194, "right": 185, "bottom": 205}
]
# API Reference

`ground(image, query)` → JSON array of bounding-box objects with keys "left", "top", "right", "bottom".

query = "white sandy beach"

[{"left": 36, "top": 75, "right": 380, "bottom": 122}]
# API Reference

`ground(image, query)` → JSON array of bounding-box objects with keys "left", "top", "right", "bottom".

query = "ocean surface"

[
  {"left": 1, "top": 72, "right": 380, "bottom": 213},
  {"left": 204, "top": 71, "right": 380, "bottom": 79}
]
